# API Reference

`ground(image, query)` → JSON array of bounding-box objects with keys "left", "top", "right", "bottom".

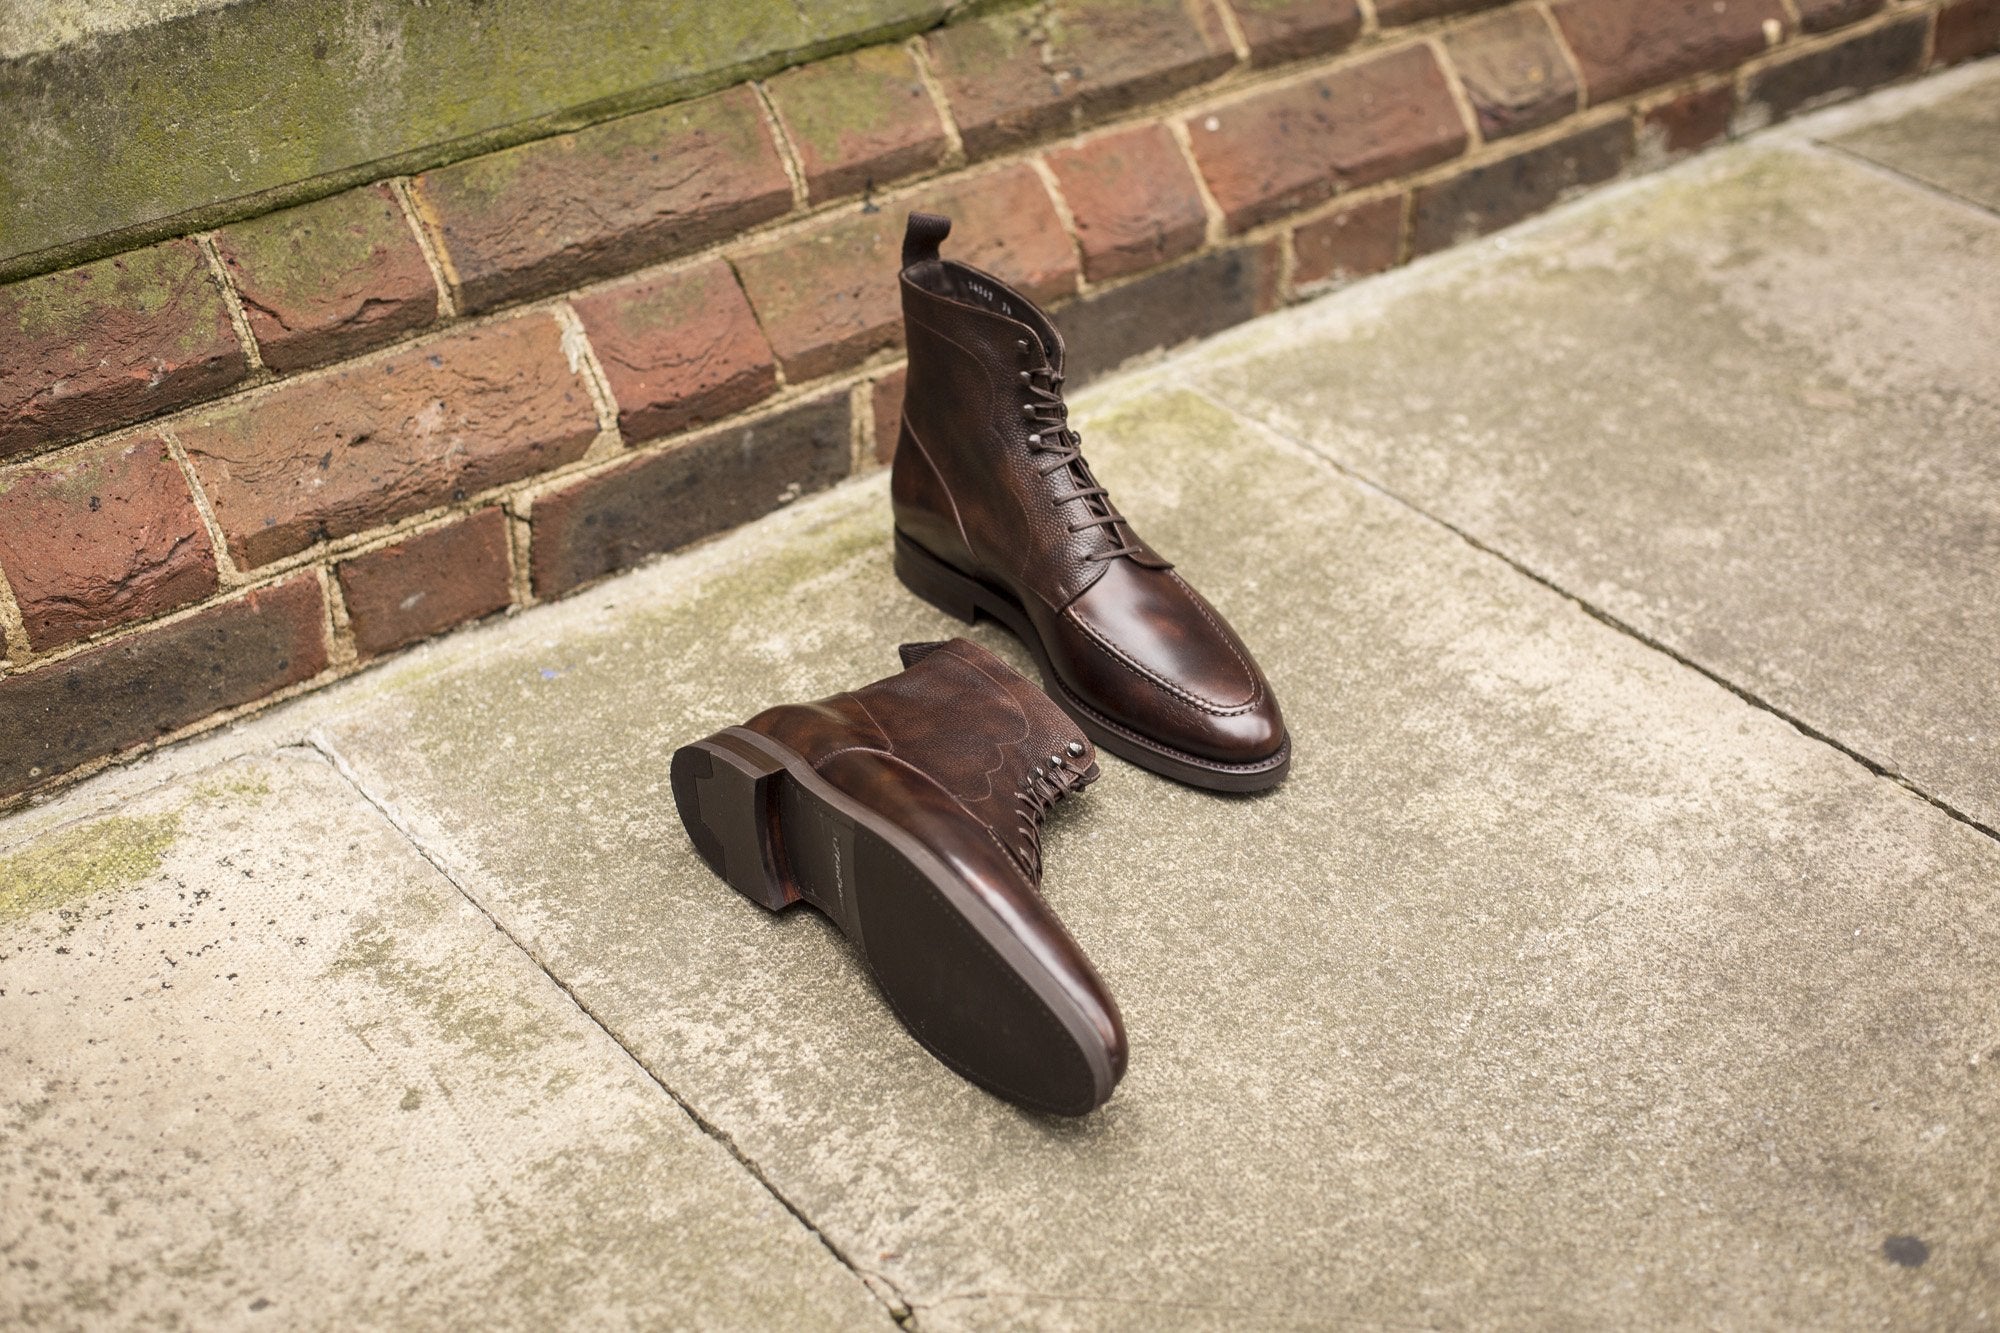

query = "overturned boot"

[
  {"left": 670, "top": 638, "right": 1125, "bottom": 1115},
  {"left": 890, "top": 212, "right": 1291, "bottom": 792}
]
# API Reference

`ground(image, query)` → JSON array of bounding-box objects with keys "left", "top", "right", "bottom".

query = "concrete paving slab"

[
  {"left": 312, "top": 382, "right": 2000, "bottom": 1329},
  {"left": 0, "top": 750, "right": 890, "bottom": 1331},
  {"left": 1193, "top": 124, "right": 2000, "bottom": 832},
  {"left": 1827, "top": 67, "right": 2000, "bottom": 213}
]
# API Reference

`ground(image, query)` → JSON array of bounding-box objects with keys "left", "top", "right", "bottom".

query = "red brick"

[
  {"left": 0, "top": 574, "right": 326, "bottom": 797},
  {"left": 413, "top": 86, "right": 793, "bottom": 313},
  {"left": 734, "top": 165, "right": 1078, "bottom": 382},
  {"left": 530, "top": 393, "right": 850, "bottom": 596},
  {"left": 211, "top": 184, "right": 438, "bottom": 373},
  {"left": 1046, "top": 125, "right": 1209, "bottom": 283},
  {"left": 1185, "top": 44, "right": 1470, "bottom": 232},
  {"left": 764, "top": 45, "right": 950, "bottom": 202},
  {"left": 0, "top": 435, "right": 218, "bottom": 652},
  {"left": 1229, "top": 0, "right": 1364, "bottom": 66},
  {"left": 1743, "top": 16, "right": 1927, "bottom": 126},
  {"left": 337, "top": 509, "right": 512, "bottom": 658},
  {"left": 1052, "top": 243, "right": 1278, "bottom": 386},
  {"left": 177, "top": 314, "right": 597, "bottom": 569},
  {"left": 1374, "top": 0, "right": 1508, "bottom": 25},
  {"left": 1548, "top": 0, "right": 1789, "bottom": 104},
  {"left": 1934, "top": 0, "right": 2000, "bottom": 65},
  {"left": 1442, "top": 9, "right": 1581, "bottom": 140},
  {"left": 869, "top": 365, "right": 908, "bottom": 466},
  {"left": 0, "top": 240, "right": 248, "bottom": 461},
  {"left": 1292, "top": 194, "right": 1406, "bottom": 287},
  {"left": 1410, "top": 117, "right": 1631, "bottom": 256},
  {"left": 1794, "top": 0, "right": 1885, "bottom": 34},
  {"left": 1639, "top": 83, "right": 1736, "bottom": 158},
  {"left": 924, "top": 0, "right": 1235, "bottom": 160},
  {"left": 571, "top": 262, "right": 776, "bottom": 445}
]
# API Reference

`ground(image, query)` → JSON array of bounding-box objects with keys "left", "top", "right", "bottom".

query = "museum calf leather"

[{"left": 890, "top": 212, "right": 1291, "bottom": 791}]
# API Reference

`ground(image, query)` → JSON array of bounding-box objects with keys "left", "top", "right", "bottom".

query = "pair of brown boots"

[{"left": 672, "top": 215, "right": 1288, "bottom": 1115}]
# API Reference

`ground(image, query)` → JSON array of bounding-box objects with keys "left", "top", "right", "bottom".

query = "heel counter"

[{"left": 891, "top": 417, "right": 976, "bottom": 567}]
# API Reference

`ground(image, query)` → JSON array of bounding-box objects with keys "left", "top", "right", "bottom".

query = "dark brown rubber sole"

[
  {"left": 670, "top": 726, "right": 1116, "bottom": 1116},
  {"left": 893, "top": 529, "right": 1291, "bottom": 793}
]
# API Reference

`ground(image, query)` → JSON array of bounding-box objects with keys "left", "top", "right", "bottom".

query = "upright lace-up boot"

[
  {"left": 890, "top": 213, "right": 1291, "bottom": 791},
  {"left": 671, "top": 638, "right": 1125, "bottom": 1115}
]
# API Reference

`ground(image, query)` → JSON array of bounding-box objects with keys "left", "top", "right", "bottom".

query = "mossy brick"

[
  {"left": 0, "top": 434, "right": 218, "bottom": 651},
  {"left": 529, "top": 393, "right": 850, "bottom": 597},
  {"left": 176, "top": 313, "right": 596, "bottom": 569},
  {"left": 1442, "top": 8, "right": 1581, "bottom": 141},
  {"left": 869, "top": 365, "right": 908, "bottom": 466},
  {"left": 1639, "top": 84, "right": 1735, "bottom": 160},
  {"left": 1184, "top": 44, "right": 1469, "bottom": 232},
  {"left": 1741, "top": 16, "right": 1928, "bottom": 127},
  {"left": 733, "top": 164, "right": 1078, "bottom": 382},
  {"left": 1293, "top": 193, "right": 1406, "bottom": 287},
  {"left": 1045, "top": 124, "right": 1208, "bottom": 283},
  {"left": 1051, "top": 243, "right": 1279, "bottom": 387},
  {"left": 0, "top": 239, "right": 247, "bottom": 460},
  {"left": 1226, "top": 0, "right": 1364, "bottom": 67},
  {"left": 1548, "top": 0, "right": 1789, "bottom": 105},
  {"left": 1372, "top": 0, "right": 1508, "bottom": 24},
  {"left": 1935, "top": 0, "right": 2000, "bottom": 65},
  {"left": 1794, "top": 0, "right": 1885, "bottom": 34},
  {"left": 765, "top": 44, "right": 949, "bottom": 202},
  {"left": 1410, "top": 117, "right": 1632, "bottom": 256},
  {"left": 211, "top": 184, "right": 439, "bottom": 373},
  {"left": 570, "top": 261, "right": 777, "bottom": 445},
  {"left": 337, "top": 508, "right": 513, "bottom": 658},
  {"left": 922, "top": 0, "right": 1235, "bottom": 161},
  {"left": 0, "top": 0, "right": 958, "bottom": 279},
  {"left": 0, "top": 574, "right": 326, "bottom": 797},
  {"left": 412, "top": 86, "right": 794, "bottom": 314}
]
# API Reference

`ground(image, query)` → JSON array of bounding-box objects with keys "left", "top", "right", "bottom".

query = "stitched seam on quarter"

[
  {"left": 871, "top": 748, "right": 1040, "bottom": 887},
  {"left": 1066, "top": 609, "right": 1263, "bottom": 716}
]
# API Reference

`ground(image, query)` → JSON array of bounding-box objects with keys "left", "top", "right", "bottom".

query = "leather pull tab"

[
  {"left": 898, "top": 640, "right": 948, "bottom": 670},
  {"left": 902, "top": 212, "right": 951, "bottom": 268}
]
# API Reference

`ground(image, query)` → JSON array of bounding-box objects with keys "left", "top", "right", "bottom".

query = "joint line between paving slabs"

[
  {"left": 298, "top": 730, "right": 912, "bottom": 1324},
  {"left": 1183, "top": 388, "right": 2000, "bottom": 848}
]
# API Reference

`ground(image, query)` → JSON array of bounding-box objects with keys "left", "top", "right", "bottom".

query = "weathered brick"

[
  {"left": 1795, "top": 0, "right": 1885, "bottom": 34},
  {"left": 1411, "top": 117, "right": 1632, "bottom": 256},
  {"left": 1185, "top": 44, "right": 1469, "bottom": 232},
  {"left": 1053, "top": 244, "right": 1277, "bottom": 387},
  {"left": 1292, "top": 194, "right": 1406, "bottom": 287},
  {"left": 0, "top": 574, "right": 326, "bottom": 797},
  {"left": 1741, "top": 16, "right": 1928, "bottom": 127},
  {"left": 924, "top": 0, "right": 1235, "bottom": 160},
  {"left": 1639, "top": 83, "right": 1736, "bottom": 159},
  {"left": 1228, "top": 0, "right": 1364, "bottom": 66},
  {"left": 1046, "top": 125, "right": 1209, "bottom": 283},
  {"left": 869, "top": 365, "right": 908, "bottom": 466},
  {"left": 0, "top": 435, "right": 218, "bottom": 652},
  {"left": 734, "top": 165, "right": 1077, "bottom": 382},
  {"left": 413, "top": 86, "right": 793, "bottom": 313},
  {"left": 337, "top": 508, "right": 512, "bottom": 658},
  {"left": 1549, "top": 0, "right": 1788, "bottom": 104},
  {"left": 0, "top": 240, "right": 248, "bottom": 460},
  {"left": 571, "top": 262, "right": 776, "bottom": 445},
  {"left": 177, "top": 314, "right": 597, "bottom": 569},
  {"left": 530, "top": 394, "right": 850, "bottom": 596},
  {"left": 1443, "top": 9, "right": 1581, "bottom": 140},
  {"left": 765, "top": 45, "right": 950, "bottom": 202},
  {"left": 1373, "top": 0, "right": 1508, "bottom": 25},
  {"left": 1936, "top": 0, "right": 2000, "bottom": 65},
  {"left": 211, "top": 184, "right": 439, "bottom": 373}
]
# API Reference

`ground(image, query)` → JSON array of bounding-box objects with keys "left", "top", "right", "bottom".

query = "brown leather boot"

[
  {"left": 670, "top": 638, "right": 1125, "bottom": 1115},
  {"left": 890, "top": 213, "right": 1291, "bottom": 792}
]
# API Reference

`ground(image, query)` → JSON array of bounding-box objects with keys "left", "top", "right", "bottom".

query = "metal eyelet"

[{"left": 1067, "top": 741, "right": 1085, "bottom": 757}]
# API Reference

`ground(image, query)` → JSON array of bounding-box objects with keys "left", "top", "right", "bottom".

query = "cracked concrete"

[{"left": 4, "top": 65, "right": 1998, "bottom": 1330}]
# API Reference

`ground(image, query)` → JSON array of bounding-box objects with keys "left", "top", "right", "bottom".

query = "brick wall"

[{"left": 2, "top": 0, "right": 1992, "bottom": 803}]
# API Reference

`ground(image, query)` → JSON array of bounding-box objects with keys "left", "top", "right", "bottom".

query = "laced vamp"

[
  {"left": 1012, "top": 741, "right": 1091, "bottom": 879},
  {"left": 1017, "top": 347, "right": 1144, "bottom": 563}
]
